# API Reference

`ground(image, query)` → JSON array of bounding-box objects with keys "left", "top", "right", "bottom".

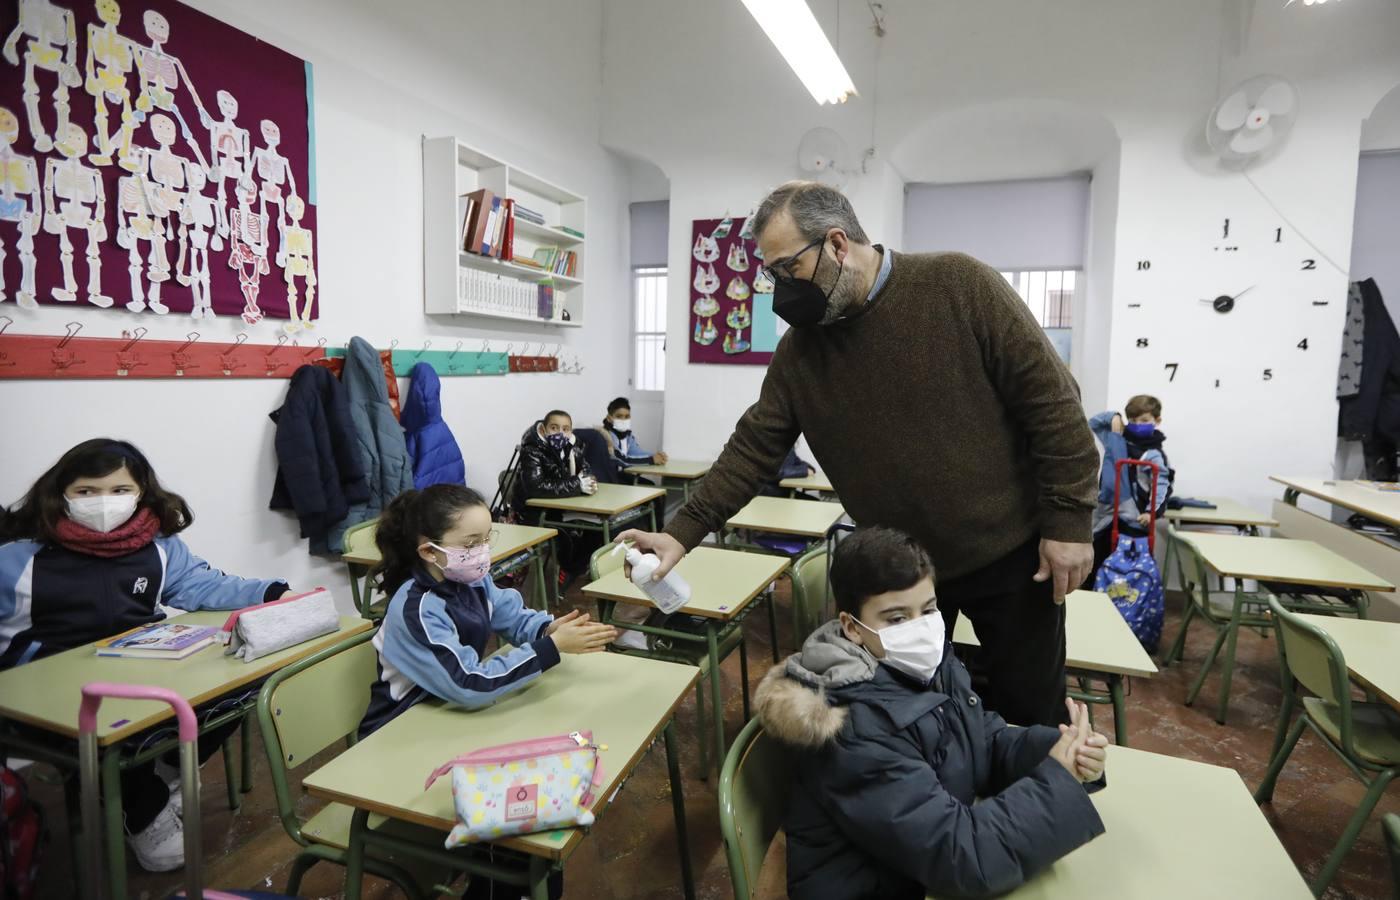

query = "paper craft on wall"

[
  {"left": 0, "top": 0, "right": 317, "bottom": 326},
  {"left": 689, "top": 214, "right": 774, "bottom": 366}
]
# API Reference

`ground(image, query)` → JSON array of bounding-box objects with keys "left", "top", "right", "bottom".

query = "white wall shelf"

[{"left": 423, "top": 137, "right": 586, "bottom": 326}]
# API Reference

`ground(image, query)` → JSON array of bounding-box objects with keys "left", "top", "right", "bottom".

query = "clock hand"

[{"left": 1231, "top": 285, "right": 1255, "bottom": 301}]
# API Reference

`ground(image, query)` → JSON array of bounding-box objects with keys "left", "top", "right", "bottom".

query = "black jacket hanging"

[{"left": 1339, "top": 279, "right": 1400, "bottom": 444}]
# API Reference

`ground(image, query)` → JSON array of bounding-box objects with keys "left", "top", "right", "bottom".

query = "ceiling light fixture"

[{"left": 740, "top": 0, "right": 858, "bottom": 105}]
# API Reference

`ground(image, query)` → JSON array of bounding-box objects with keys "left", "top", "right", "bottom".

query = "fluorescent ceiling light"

[{"left": 740, "top": 0, "right": 858, "bottom": 105}]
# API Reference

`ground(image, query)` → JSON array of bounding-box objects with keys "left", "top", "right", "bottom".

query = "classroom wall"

[
  {"left": 601, "top": 0, "right": 1400, "bottom": 523},
  {"left": 0, "top": 0, "right": 633, "bottom": 611}
]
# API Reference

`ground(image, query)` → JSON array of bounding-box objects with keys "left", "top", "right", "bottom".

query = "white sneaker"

[
  {"left": 126, "top": 793, "right": 185, "bottom": 872},
  {"left": 153, "top": 758, "right": 200, "bottom": 802},
  {"left": 612, "top": 630, "right": 649, "bottom": 651}
]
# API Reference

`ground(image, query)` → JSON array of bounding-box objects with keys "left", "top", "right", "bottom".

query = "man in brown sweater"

[{"left": 620, "top": 181, "right": 1099, "bottom": 727}]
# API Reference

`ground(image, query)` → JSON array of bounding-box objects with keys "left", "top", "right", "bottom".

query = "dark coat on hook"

[
  {"left": 269, "top": 364, "right": 371, "bottom": 554},
  {"left": 402, "top": 362, "right": 467, "bottom": 489},
  {"left": 327, "top": 337, "right": 415, "bottom": 553}
]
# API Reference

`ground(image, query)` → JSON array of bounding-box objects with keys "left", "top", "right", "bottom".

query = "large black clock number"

[
  {"left": 1165, "top": 363, "right": 1178, "bottom": 382},
  {"left": 1301, "top": 259, "right": 1317, "bottom": 271},
  {"left": 1263, "top": 368, "right": 1274, "bottom": 381},
  {"left": 1275, "top": 227, "right": 1283, "bottom": 243},
  {"left": 1298, "top": 338, "right": 1309, "bottom": 350},
  {"left": 1136, "top": 338, "right": 1149, "bottom": 347},
  {"left": 1215, "top": 379, "right": 1221, "bottom": 388},
  {"left": 1137, "top": 260, "right": 1151, "bottom": 271},
  {"left": 1222, "top": 218, "right": 1230, "bottom": 239}
]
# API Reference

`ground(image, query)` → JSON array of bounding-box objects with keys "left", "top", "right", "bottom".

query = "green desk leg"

[
  {"left": 1283, "top": 488, "right": 1300, "bottom": 505},
  {"left": 766, "top": 584, "right": 779, "bottom": 662},
  {"left": 101, "top": 748, "right": 127, "bottom": 900},
  {"left": 706, "top": 622, "right": 725, "bottom": 776},
  {"left": 1108, "top": 675, "right": 1128, "bottom": 746},
  {"left": 347, "top": 562, "right": 370, "bottom": 619},
  {"left": 222, "top": 734, "right": 239, "bottom": 810},
  {"left": 1214, "top": 583, "right": 1247, "bottom": 725},
  {"left": 663, "top": 720, "right": 697, "bottom": 900},
  {"left": 530, "top": 549, "right": 548, "bottom": 611},
  {"left": 528, "top": 857, "right": 550, "bottom": 900},
  {"left": 344, "top": 807, "right": 369, "bottom": 900},
  {"left": 240, "top": 713, "right": 253, "bottom": 793}
]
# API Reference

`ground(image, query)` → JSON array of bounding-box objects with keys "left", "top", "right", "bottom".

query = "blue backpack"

[{"left": 1093, "top": 535, "right": 1165, "bottom": 653}]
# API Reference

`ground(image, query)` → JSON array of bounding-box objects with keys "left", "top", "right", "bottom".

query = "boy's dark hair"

[
  {"left": 1, "top": 438, "right": 193, "bottom": 543},
  {"left": 543, "top": 409, "right": 572, "bottom": 426},
  {"left": 607, "top": 397, "right": 630, "bottom": 415},
  {"left": 830, "top": 526, "right": 936, "bottom": 616},
  {"left": 1125, "top": 394, "right": 1162, "bottom": 419},
  {"left": 372, "top": 484, "right": 488, "bottom": 596}
]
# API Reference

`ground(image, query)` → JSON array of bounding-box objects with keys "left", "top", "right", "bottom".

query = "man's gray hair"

[{"left": 751, "top": 181, "right": 870, "bottom": 245}]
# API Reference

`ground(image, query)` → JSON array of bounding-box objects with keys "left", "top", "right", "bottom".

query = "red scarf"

[{"left": 52, "top": 508, "right": 162, "bottom": 558}]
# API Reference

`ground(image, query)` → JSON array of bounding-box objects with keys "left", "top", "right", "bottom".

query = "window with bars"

[
  {"left": 999, "top": 269, "right": 1077, "bottom": 328},
  {"left": 632, "top": 266, "right": 667, "bottom": 392}
]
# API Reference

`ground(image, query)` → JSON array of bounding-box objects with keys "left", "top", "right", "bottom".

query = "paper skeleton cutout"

[
  {"left": 711, "top": 214, "right": 732, "bottom": 240},
  {"left": 738, "top": 207, "right": 756, "bottom": 241},
  {"left": 177, "top": 164, "right": 215, "bottom": 317},
  {"left": 722, "top": 330, "right": 750, "bottom": 354},
  {"left": 725, "top": 275, "right": 750, "bottom": 301},
  {"left": 726, "top": 301, "right": 751, "bottom": 331},
  {"left": 202, "top": 89, "right": 247, "bottom": 250},
  {"left": 3, "top": 0, "right": 81, "bottom": 155},
  {"left": 693, "top": 262, "right": 719, "bottom": 294},
  {"left": 250, "top": 118, "right": 296, "bottom": 266},
  {"left": 84, "top": 0, "right": 137, "bottom": 168},
  {"left": 693, "top": 316, "right": 717, "bottom": 346},
  {"left": 692, "top": 232, "right": 718, "bottom": 263},
  {"left": 0, "top": 108, "right": 43, "bottom": 309},
  {"left": 43, "top": 123, "right": 111, "bottom": 307},
  {"left": 280, "top": 194, "right": 315, "bottom": 333},
  {"left": 227, "top": 176, "right": 269, "bottom": 325},
  {"left": 727, "top": 242, "right": 749, "bottom": 272},
  {"left": 132, "top": 10, "right": 209, "bottom": 172},
  {"left": 691, "top": 294, "right": 719, "bottom": 317},
  {"left": 752, "top": 265, "right": 774, "bottom": 294}
]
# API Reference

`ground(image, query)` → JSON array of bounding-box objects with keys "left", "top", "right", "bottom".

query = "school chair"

[
  {"left": 342, "top": 519, "right": 383, "bottom": 620},
  {"left": 588, "top": 543, "right": 749, "bottom": 775},
  {"left": 1162, "top": 531, "right": 1275, "bottom": 724},
  {"left": 719, "top": 718, "right": 792, "bottom": 900},
  {"left": 255, "top": 629, "right": 447, "bottom": 899},
  {"left": 787, "top": 546, "right": 830, "bottom": 646},
  {"left": 1386, "top": 813, "right": 1400, "bottom": 900},
  {"left": 1254, "top": 596, "right": 1400, "bottom": 896}
]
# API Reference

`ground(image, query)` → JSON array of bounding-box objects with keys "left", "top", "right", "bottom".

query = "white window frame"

[
  {"left": 630, "top": 265, "right": 667, "bottom": 394},
  {"left": 998, "top": 269, "right": 1079, "bottom": 329}
]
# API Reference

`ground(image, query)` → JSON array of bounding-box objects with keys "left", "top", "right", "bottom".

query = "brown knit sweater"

[{"left": 665, "top": 250, "right": 1099, "bottom": 580}]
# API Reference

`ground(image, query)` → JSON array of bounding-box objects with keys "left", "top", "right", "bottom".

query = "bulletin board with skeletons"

[{"left": 0, "top": 0, "right": 318, "bottom": 330}]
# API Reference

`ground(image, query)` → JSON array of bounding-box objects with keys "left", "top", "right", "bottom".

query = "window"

[
  {"left": 999, "top": 270, "right": 1077, "bottom": 328},
  {"left": 632, "top": 266, "right": 667, "bottom": 391}
]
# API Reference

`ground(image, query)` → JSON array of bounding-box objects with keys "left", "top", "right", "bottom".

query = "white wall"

[
  {"left": 601, "top": 0, "right": 1400, "bottom": 522},
  {"left": 0, "top": 0, "right": 632, "bottom": 609}
]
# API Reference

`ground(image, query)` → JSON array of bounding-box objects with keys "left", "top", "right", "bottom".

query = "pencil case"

[{"left": 219, "top": 587, "right": 339, "bottom": 662}]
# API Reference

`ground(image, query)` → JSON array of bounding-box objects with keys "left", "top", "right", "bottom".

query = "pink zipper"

[{"left": 424, "top": 731, "right": 605, "bottom": 791}]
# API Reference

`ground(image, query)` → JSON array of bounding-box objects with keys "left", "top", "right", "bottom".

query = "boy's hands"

[
  {"left": 1111, "top": 414, "right": 1124, "bottom": 435},
  {"left": 654, "top": 451, "right": 669, "bottom": 464},
  {"left": 1136, "top": 512, "right": 1153, "bottom": 527},
  {"left": 547, "top": 610, "right": 616, "bottom": 654},
  {"left": 1049, "top": 698, "right": 1108, "bottom": 783}
]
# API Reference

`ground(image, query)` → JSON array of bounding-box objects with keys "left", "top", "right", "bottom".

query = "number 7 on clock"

[{"left": 1164, "top": 363, "right": 1179, "bottom": 382}]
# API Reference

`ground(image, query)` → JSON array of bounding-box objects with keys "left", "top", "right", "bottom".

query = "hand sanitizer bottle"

[{"left": 611, "top": 542, "right": 691, "bottom": 614}]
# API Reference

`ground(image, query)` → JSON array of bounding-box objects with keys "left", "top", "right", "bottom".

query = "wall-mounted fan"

[
  {"left": 797, "top": 126, "right": 853, "bottom": 186},
  {"left": 1206, "top": 75, "right": 1298, "bottom": 163}
]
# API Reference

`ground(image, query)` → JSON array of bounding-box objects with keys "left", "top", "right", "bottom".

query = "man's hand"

[
  {"left": 614, "top": 530, "right": 685, "bottom": 580},
  {"left": 1034, "top": 538, "right": 1093, "bottom": 603}
]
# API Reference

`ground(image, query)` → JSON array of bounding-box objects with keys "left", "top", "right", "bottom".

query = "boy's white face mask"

[{"left": 854, "top": 612, "right": 946, "bottom": 685}]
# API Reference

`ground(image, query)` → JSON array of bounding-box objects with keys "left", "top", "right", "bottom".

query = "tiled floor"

[{"left": 25, "top": 587, "right": 1400, "bottom": 899}]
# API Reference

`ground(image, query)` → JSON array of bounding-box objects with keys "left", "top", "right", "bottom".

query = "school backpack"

[
  {"left": 0, "top": 766, "right": 43, "bottom": 900},
  {"left": 1093, "top": 535, "right": 1165, "bottom": 653}
]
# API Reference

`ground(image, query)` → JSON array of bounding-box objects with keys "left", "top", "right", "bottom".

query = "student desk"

[
  {"left": 342, "top": 522, "right": 559, "bottom": 616},
  {"left": 1295, "top": 615, "right": 1400, "bottom": 712},
  {"left": 0, "top": 612, "right": 371, "bottom": 898},
  {"left": 624, "top": 458, "right": 713, "bottom": 503},
  {"left": 526, "top": 484, "right": 665, "bottom": 545},
  {"left": 582, "top": 546, "right": 789, "bottom": 774},
  {"left": 1273, "top": 475, "right": 1400, "bottom": 528},
  {"left": 721, "top": 496, "right": 847, "bottom": 548},
  {"left": 1175, "top": 533, "right": 1392, "bottom": 723},
  {"left": 779, "top": 472, "right": 836, "bottom": 498},
  {"left": 927, "top": 745, "right": 1311, "bottom": 899},
  {"left": 952, "top": 590, "right": 1158, "bottom": 745},
  {"left": 301, "top": 652, "right": 699, "bottom": 900},
  {"left": 1165, "top": 497, "right": 1279, "bottom": 532}
]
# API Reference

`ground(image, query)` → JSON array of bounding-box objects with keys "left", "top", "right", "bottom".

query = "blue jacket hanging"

[{"left": 402, "top": 362, "right": 466, "bottom": 489}]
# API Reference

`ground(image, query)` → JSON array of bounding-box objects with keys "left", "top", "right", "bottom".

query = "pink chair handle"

[{"left": 79, "top": 682, "right": 198, "bottom": 742}]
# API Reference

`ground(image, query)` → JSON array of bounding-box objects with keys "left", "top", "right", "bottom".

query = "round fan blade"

[
  {"left": 1215, "top": 90, "right": 1251, "bottom": 131},
  {"left": 1230, "top": 122, "right": 1275, "bottom": 155},
  {"left": 1257, "top": 80, "right": 1296, "bottom": 116}
]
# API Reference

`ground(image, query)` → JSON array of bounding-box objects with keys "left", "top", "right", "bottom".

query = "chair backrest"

[
  {"left": 343, "top": 518, "right": 379, "bottom": 561},
  {"left": 719, "top": 718, "right": 792, "bottom": 900},
  {"left": 1268, "top": 596, "right": 1351, "bottom": 707},
  {"left": 790, "top": 547, "right": 830, "bottom": 644},
  {"left": 589, "top": 541, "right": 623, "bottom": 581},
  {"left": 257, "top": 629, "right": 380, "bottom": 843}
]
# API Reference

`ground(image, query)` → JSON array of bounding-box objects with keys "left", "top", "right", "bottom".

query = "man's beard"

[{"left": 817, "top": 261, "right": 863, "bottom": 325}]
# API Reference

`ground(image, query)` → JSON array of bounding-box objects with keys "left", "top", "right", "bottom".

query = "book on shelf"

[
  {"left": 483, "top": 196, "right": 503, "bottom": 257},
  {"left": 558, "top": 226, "right": 584, "bottom": 239},
  {"left": 458, "top": 194, "right": 475, "bottom": 251},
  {"left": 511, "top": 254, "right": 545, "bottom": 269},
  {"left": 501, "top": 198, "right": 516, "bottom": 260},
  {"left": 464, "top": 188, "right": 493, "bottom": 254},
  {"left": 513, "top": 203, "right": 546, "bottom": 226},
  {"left": 95, "top": 620, "right": 219, "bottom": 659}
]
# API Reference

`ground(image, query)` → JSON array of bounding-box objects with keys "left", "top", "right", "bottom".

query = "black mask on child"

[{"left": 772, "top": 243, "right": 844, "bottom": 327}]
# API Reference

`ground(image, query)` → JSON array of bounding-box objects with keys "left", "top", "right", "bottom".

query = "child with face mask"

[
  {"left": 0, "top": 438, "right": 291, "bottom": 872},
  {"left": 599, "top": 396, "right": 668, "bottom": 473},
  {"left": 754, "top": 526, "right": 1108, "bottom": 900},
  {"left": 1087, "top": 395, "right": 1173, "bottom": 584}
]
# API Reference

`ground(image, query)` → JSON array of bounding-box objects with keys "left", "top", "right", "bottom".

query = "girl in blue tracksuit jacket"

[{"left": 0, "top": 439, "right": 289, "bottom": 872}]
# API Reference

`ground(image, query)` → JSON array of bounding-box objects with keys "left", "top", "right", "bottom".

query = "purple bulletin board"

[
  {"left": 0, "top": 0, "right": 317, "bottom": 328},
  {"left": 688, "top": 214, "right": 775, "bottom": 366}
]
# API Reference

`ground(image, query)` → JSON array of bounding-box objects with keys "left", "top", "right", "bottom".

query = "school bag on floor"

[
  {"left": 1093, "top": 534, "right": 1165, "bottom": 653},
  {"left": 1, "top": 766, "right": 43, "bottom": 900}
]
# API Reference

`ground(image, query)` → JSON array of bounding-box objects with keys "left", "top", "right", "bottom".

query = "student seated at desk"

[
  {"left": 360, "top": 484, "right": 615, "bottom": 737},
  {"left": 755, "top": 526, "right": 1108, "bottom": 900},
  {"left": 598, "top": 396, "right": 668, "bottom": 477},
  {"left": 515, "top": 409, "right": 603, "bottom": 584},
  {"left": 0, "top": 439, "right": 290, "bottom": 873}
]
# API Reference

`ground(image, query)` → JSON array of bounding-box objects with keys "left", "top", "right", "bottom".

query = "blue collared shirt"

[{"left": 867, "top": 245, "right": 892, "bottom": 302}]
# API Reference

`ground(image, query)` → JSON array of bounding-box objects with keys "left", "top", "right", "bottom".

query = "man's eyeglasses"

[{"left": 760, "top": 236, "right": 825, "bottom": 286}]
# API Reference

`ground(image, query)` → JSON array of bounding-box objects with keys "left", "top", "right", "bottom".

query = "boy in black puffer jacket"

[
  {"left": 755, "top": 526, "right": 1108, "bottom": 900},
  {"left": 514, "top": 410, "right": 598, "bottom": 582}
]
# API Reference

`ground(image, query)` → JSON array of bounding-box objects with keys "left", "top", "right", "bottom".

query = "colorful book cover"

[{"left": 95, "top": 622, "right": 218, "bottom": 657}]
